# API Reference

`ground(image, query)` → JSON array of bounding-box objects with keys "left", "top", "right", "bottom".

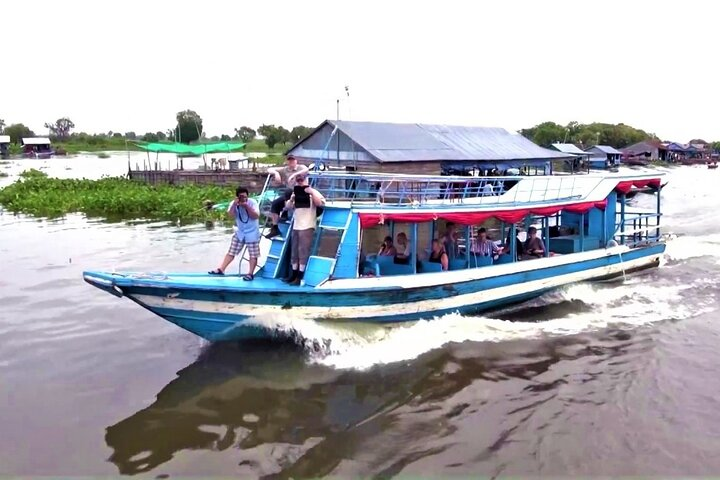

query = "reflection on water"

[
  {"left": 2, "top": 165, "right": 720, "bottom": 476},
  {"left": 103, "top": 327, "right": 684, "bottom": 477}
]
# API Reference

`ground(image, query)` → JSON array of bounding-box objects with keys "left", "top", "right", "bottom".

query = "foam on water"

[
  {"left": 246, "top": 262, "right": 714, "bottom": 371},
  {"left": 663, "top": 232, "right": 720, "bottom": 262}
]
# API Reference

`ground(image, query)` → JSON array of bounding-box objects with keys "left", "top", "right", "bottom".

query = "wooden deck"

[{"left": 128, "top": 169, "right": 269, "bottom": 192}]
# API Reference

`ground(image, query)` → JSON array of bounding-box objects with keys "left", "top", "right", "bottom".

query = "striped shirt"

[{"left": 471, "top": 238, "right": 500, "bottom": 256}]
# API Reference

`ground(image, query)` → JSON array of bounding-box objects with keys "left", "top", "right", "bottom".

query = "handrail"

[{"left": 310, "top": 172, "right": 589, "bottom": 209}]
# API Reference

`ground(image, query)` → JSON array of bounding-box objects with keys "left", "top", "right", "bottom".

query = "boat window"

[{"left": 315, "top": 229, "right": 342, "bottom": 258}]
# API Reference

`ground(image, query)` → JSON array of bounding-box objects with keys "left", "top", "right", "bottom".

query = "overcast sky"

[{"left": 2, "top": 0, "right": 717, "bottom": 142}]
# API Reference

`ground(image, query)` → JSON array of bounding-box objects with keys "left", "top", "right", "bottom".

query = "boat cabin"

[
  {"left": 21, "top": 137, "right": 53, "bottom": 158},
  {"left": 0, "top": 135, "right": 9, "bottom": 159},
  {"left": 256, "top": 171, "right": 664, "bottom": 286}
]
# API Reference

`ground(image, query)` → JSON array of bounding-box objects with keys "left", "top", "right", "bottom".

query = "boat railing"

[
  {"left": 614, "top": 211, "right": 662, "bottom": 247},
  {"left": 307, "top": 172, "right": 589, "bottom": 208}
]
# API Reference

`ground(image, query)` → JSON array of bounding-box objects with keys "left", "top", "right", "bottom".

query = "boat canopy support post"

[
  {"left": 656, "top": 186, "right": 661, "bottom": 240},
  {"left": 465, "top": 225, "right": 471, "bottom": 267},
  {"left": 580, "top": 213, "right": 585, "bottom": 251},
  {"left": 510, "top": 223, "right": 517, "bottom": 261},
  {"left": 543, "top": 216, "right": 550, "bottom": 257},
  {"left": 411, "top": 223, "right": 418, "bottom": 274},
  {"left": 620, "top": 195, "right": 626, "bottom": 245}
]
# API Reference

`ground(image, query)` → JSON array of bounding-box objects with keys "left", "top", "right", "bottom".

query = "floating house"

[
  {"left": 21, "top": 137, "right": 54, "bottom": 158},
  {"left": 550, "top": 143, "right": 591, "bottom": 172},
  {"left": 584, "top": 145, "right": 622, "bottom": 170},
  {"left": 286, "top": 120, "right": 573, "bottom": 176},
  {"left": 0, "top": 135, "right": 9, "bottom": 159}
]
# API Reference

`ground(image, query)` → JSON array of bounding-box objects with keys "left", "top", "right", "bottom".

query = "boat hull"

[{"left": 83, "top": 243, "right": 665, "bottom": 342}]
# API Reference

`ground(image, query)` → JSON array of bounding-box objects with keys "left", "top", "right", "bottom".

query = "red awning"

[
  {"left": 614, "top": 178, "right": 661, "bottom": 194},
  {"left": 359, "top": 200, "right": 607, "bottom": 228}
]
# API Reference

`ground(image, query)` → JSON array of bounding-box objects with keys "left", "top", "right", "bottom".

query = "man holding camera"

[
  {"left": 283, "top": 175, "right": 325, "bottom": 285},
  {"left": 209, "top": 186, "right": 260, "bottom": 280}
]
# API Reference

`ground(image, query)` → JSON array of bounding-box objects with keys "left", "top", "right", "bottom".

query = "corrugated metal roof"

[
  {"left": 0, "top": 135, "right": 10, "bottom": 144},
  {"left": 22, "top": 137, "right": 51, "bottom": 145},
  {"left": 588, "top": 145, "right": 622, "bottom": 155},
  {"left": 323, "top": 120, "right": 572, "bottom": 163},
  {"left": 551, "top": 143, "right": 586, "bottom": 155}
]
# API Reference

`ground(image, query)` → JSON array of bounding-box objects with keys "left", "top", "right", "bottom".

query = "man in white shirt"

[{"left": 283, "top": 175, "right": 325, "bottom": 285}]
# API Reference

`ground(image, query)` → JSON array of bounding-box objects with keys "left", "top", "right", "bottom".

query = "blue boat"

[{"left": 84, "top": 171, "right": 667, "bottom": 341}]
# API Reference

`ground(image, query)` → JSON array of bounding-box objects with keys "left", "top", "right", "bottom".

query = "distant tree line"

[
  {"left": 519, "top": 121, "right": 662, "bottom": 149},
  {"left": 0, "top": 110, "right": 315, "bottom": 151},
  {"left": 3, "top": 114, "right": 716, "bottom": 153}
]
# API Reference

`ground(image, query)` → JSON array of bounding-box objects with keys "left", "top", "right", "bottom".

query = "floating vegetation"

[
  {"left": 96, "top": 152, "right": 110, "bottom": 159},
  {"left": 0, "top": 172, "right": 8, "bottom": 177},
  {"left": 0, "top": 169, "right": 238, "bottom": 222}
]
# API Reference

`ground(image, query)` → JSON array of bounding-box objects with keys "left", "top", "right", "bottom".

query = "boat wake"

[{"left": 244, "top": 270, "right": 711, "bottom": 371}]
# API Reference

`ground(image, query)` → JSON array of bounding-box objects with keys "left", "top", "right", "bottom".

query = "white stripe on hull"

[
  {"left": 130, "top": 253, "right": 659, "bottom": 321},
  {"left": 319, "top": 245, "right": 633, "bottom": 290}
]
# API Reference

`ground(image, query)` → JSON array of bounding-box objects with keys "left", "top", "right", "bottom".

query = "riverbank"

[{"left": 0, "top": 169, "right": 237, "bottom": 222}]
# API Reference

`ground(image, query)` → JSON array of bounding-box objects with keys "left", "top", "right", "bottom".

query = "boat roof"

[
  {"left": 310, "top": 170, "right": 664, "bottom": 213},
  {"left": 21, "top": 137, "right": 51, "bottom": 145},
  {"left": 0, "top": 135, "right": 10, "bottom": 144}
]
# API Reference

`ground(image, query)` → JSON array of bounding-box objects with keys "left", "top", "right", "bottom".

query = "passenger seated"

[
  {"left": 471, "top": 227, "right": 502, "bottom": 258},
  {"left": 378, "top": 236, "right": 396, "bottom": 256},
  {"left": 442, "top": 222, "right": 459, "bottom": 260},
  {"left": 504, "top": 226, "right": 524, "bottom": 260},
  {"left": 394, "top": 232, "right": 410, "bottom": 265},
  {"left": 521, "top": 226, "right": 545, "bottom": 260},
  {"left": 428, "top": 239, "right": 449, "bottom": 271}
]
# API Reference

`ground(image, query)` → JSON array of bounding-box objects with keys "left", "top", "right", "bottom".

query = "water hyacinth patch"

[{"left": 0, "top": 169, "right": 240, "bottom": 223}]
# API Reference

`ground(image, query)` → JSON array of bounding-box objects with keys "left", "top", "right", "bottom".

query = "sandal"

[
  {"left": 242, "top": 274, "right": 254, "bottom": 281},
  {"left": 208, "top": 268, "right": 224, "bottom": 275}
]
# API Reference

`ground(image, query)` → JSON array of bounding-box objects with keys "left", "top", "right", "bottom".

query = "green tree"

[
  {"left": 5, "top": 123, "right": 35, "bottom": 144},
  {"left": 234, "top": 126, "right": 256, "bottom": 143},
  {"left": 220, "top": 134, "right": 231, "bottom": 141},
  {"left": 174, "top": 110, "right": 203, "bottom": 144},
  {"left": 142, "top": 132, "right": 159, "bottom": 142},
  {"left": 520, "top": 121, "right": 565, "bottom": 147},
  {"left": 289, "top": 125, "right": 313, "bottom": 143},
  {"left": 258, "top": 124, "right": 288, "bottom": 149},
  {"left": 112, "top": 132, "right": 122, "bottom": 138},
  {"left": 44, "top": 117, "right": 75, "bottom": 140},
  {"left": 711, "top": 141, "right": 720, "bottom": 153},
  {"left": 124, "top": 132, "right": 137, "bottom": 140},
  {"left": 156, "top": 131, "right": 167, "bottom": 140}
]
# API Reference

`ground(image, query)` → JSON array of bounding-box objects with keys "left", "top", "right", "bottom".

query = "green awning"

[{"left": 132, "top": 141, "right": 246, "bottom": 155}]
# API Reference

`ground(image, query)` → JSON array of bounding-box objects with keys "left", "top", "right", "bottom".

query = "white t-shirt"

[{"left": 293, "top": 206, "right": 317, "bottom": 231}]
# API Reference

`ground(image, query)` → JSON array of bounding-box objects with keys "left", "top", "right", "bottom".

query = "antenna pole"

[{"left": 336, "top": 99, "right": 340, "bottom": 121}]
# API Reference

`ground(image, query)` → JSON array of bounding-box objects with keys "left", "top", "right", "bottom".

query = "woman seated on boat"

[
  {"left": 428, "top": 239, "right": 449, "bottom": 271},
  {"left": 521, "top": 226, "right": 545, "bottom": 260},
  {"left": 442, "top": 222, "right": 459, "bottom": 260},
  {"left": 394, "top": 232, "right": 411, "bottom": 264},
  {"left": 471, "top": 227, "right": 502, "bottom": 258},
  {"left": 378, "top": 236, "right": 396, "bottom": 256}
]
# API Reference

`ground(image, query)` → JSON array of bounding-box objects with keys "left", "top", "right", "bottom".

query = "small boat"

[
  {"left": 708, "top": 162, "right": 718, "bottom": 170},
  {"left": 84, "top": 171, "right": 667, "bottom": 342}
]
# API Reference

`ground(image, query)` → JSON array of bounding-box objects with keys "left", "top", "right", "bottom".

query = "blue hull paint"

[{"left": 85, "top": 243, "right": 665, "bottom": 342}]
